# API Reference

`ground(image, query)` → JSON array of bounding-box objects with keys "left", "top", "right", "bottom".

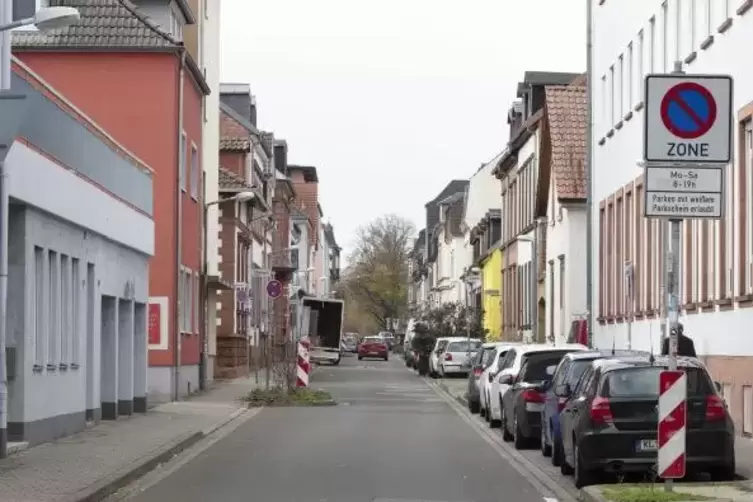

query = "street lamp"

[{"left": 0, "top": 5, "right": 80, "bottom": 459}]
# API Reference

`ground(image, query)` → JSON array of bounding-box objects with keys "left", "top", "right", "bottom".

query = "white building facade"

[{"left": 592, "top": 0, "right": 753, "bottom": 432}]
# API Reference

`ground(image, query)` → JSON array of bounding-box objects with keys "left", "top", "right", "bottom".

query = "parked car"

[
  {"left": 465, "top": 344, "right": 499, "bottom": 413},
  {"left": 478, "top": 343, "right": 522, "bottom": 419},
  {"left": 540, "top": 350, "right": 647, "bottom": 466},
  {"left": 439, "top": 339, "right": 482, "bottom": 377},
  {"left": 487, "top": 343, "right": 587, "bottom": 428},
  {"left": 429, "top": 337, "right": 462, "bottom": 378},
  {"left": 357, "top": 336, "right": 389, "bottom": 361},
  {"left": 500, "top": 348, "right": 584, "bottom": 449},
  {"left": 558, "top": 354, "right": 735, "bottom": 488}
]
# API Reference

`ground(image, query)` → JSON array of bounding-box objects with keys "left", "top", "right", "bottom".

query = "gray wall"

[{"left": 7, "top": 204, "right": 150, "bottom": 444}]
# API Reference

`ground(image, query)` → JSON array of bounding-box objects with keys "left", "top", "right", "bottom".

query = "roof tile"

[
  {"left": 218, "top": 166, "right": 252, "bottom": 191},
  {"left": 12, "top": 0, "right": 178, "bottom": 49},
  {"left": 545, "top": 82, "right": 587, "bottom": 200}
]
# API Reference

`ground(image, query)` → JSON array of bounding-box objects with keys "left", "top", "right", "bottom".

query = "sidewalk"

[{"left": 0, "top": 373, "right": 268, "bottom": 502}]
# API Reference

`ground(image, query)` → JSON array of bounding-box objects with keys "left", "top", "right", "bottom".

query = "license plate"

[
  {"left": 636, "top": 439, "right": 657, "bottom": 452},
  {"left": 525, "top": 403, "right": 544, "bottom": 412},
  {"left": 369, "top": 352, "right": 379, "bottom": 355}
]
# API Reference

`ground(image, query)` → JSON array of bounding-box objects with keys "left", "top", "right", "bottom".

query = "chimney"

[
  {"left": 274, "top": 140, "right": 288, "bottom": 174},
  {"left": 219, "top": 83, "right": 256, "bottom": 126}
]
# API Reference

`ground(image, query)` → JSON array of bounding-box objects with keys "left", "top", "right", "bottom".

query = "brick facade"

[{"left": 289, "top": 166, "right": 319, "bottom": 246}]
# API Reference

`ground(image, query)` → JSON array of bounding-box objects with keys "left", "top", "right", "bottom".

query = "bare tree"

[{"left": 342, "top": 215, "right": 414, "bottom": 330}]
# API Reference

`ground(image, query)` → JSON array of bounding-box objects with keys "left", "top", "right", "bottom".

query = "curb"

[
  {"left": 438, "top": 382, "right": 469, "bottom": 407},
  {"left": 66, "top": 407, "right": 251, "bottom": 502},
  {"left": 580, "top": 485, "right": 731, "bottom": 502}
]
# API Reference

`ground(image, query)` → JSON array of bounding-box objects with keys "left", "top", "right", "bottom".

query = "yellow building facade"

[{"left": 480, "top": 249, "right": 502, "bottom": 341}]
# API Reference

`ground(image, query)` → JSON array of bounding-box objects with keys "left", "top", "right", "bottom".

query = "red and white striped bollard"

[
  {"left": 658, "top": 370, "right": 687, "bottom": 479},
  {"left": 296, "top": 337, "right": 311, "bottom": 388}
]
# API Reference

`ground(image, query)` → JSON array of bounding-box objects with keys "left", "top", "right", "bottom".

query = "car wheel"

[
  {"left": 560, "top": 438, "right": 574, "bottom": 475},
  {"left": 540, "top": 422, "right": 552, "bottom": 457},
  {"left": 384, "top": 355, "right": 389, "bottom": 361},
  {"left": 358, "top": 356, "right": 363, "bottom": 360},
  {"left": 500, "top": 407, "right": 512, "bottom": 440},
  {"left": 332, "top": 357, "right": 341, "bottom": 366},
  {"left": 710, "top": 462, "right": 736, "bottom": 482},
  {"left": 551, "top": 436, "right": 563, "bottom": 467},
  {"left": 573, "top": 442, "right": 596, "bottom": 488},
  {"left": 513, "top": 412, "right": 527, "bottom": 450},
  {"left": 469, "top": 399, "right": 480, "bottom": 414}
]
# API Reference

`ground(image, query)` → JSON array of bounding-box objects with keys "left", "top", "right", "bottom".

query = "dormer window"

[
  {"left": 12, "top": 0, "right": 48, "bottom": 29},
  {"left": 128, "top": 0, "right": 188, "bottom": 41}
]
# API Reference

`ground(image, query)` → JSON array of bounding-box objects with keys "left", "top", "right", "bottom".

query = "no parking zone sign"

[
  {"left": 643, "top": 74, "right": 732, "bottom": 219},
  {"left": 644, "top": 74, "right": 732, "bottom": 163}
]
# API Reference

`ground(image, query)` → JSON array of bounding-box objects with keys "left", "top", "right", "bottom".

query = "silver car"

[{"left": 439, "top": 339, "right": 482, "bottom": 377}]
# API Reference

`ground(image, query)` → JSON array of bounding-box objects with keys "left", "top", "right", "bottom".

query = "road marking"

[{"left": 428, "top": 380, "right": 578, "bottom": 502}]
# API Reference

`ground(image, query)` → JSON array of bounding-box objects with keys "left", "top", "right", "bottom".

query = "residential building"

[
  {"left": 4, "top": 60, "right": 154, "bottom": 444},
  {"left": 495, "top": 71, "right": 580, "bottom": 342},
  {"left": 592, "top": 0, "right": 753, "bottom": 433},
  {"left": 462, "top": 151, "right": 506, "bottom": 341},
  {"left": 183, "top": 0, "right": 222, "bottom": 385},
  {"left": 288, "top": 165, "right": 320, "bottom": 296},
  {"left": 469, "top": 210, "right": 503, "bottom": 341},
  {"left": 423, "top": 180, "right": 469, "bottom": 307},
  {"left": 322, "top": 222, "right": 341, "bottom": 293},
  {"left": 217, "top": 85, "right": 274, "bottom": 377},
  {"left": 541, "top": 80, "right": 588, "bottom": 345},
  {"left": 13, "top": 0, "right": 211, "bottom": 402},
  {"left": 433, "top": 193, "right": 466, "bottom": 304},
  {"left": 408, "top": 230, "right": 428, "bottom": 313}
]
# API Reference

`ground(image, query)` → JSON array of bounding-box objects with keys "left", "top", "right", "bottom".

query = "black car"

[
  {"left": 558, "top": 355, "right": 735, "bottom": 488},
  {"left": 500, "top": 349, "right": 579, "bottom": 450},
  {"left": 540, "top": 349, "right": 648, "bottom": 466}
]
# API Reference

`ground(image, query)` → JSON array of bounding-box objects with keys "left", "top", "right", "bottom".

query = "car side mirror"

[
  {"left": 488, "top": 372, "right": 497, "bottom": 383},
  {"left": 554, "top": 384, "right": 571, "bottom": 398},
  {"left": 714, "top": 381, "right": 722, "bottom": 394},
  {"left": 498, "top": 374, "right": 513, "bottom": 385}
]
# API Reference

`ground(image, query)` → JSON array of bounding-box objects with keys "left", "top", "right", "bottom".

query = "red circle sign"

[
  {"left": 266, "top": 279, "right": 283, "bottom": 299},
  {"left": 660, "top": 82, "right": 717, "bottom": 139}
]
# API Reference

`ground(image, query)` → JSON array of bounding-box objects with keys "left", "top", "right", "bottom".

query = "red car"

[{"left": 358, "top": 336, "right": 389, "bottom": 361}]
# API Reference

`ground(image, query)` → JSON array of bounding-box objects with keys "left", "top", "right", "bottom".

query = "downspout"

[
  {"left": 585, "top": 0, "right": 595, "bottom": 348},
  {"left": 173, "top": 49, "right": 186, "bottom": 401}
]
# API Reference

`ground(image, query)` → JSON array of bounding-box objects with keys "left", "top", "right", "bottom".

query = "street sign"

[
  {"left": 266, "top": 279, "right": 283, "bottom": 299},
  {"left": 644, "top": 74, "right": 732, "bottom": 163},
  {"left": 644, "top": 165, "right": 723, "bottom": 218},
  {"left": 658, "top": 370, "right": 687, "bottom": 479}
]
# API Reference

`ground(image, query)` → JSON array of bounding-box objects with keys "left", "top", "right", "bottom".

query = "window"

[
  {"left": 60, "top": 254, "right": 69, "bottom": 365},
  {"left": 180, "top": 132, "right": 187, "bottom": 192},
  {"left": 649, "top": 17, "right": 656, "bottom": 73},
  {"left": 179, "top": 268, "right": 192, "bottom": 332},
  {"left": 744, "top": 120, "right": 753, "bottom": 294},
  {"left": 190, "top": 144, "right": 199, "bottom": 200},
  {"left": 609, "top": 65, "right": 615, "bottom": 126},
  {"left": 34, "top": 246, "right": 44, "bottom": 367},
  {"left": 72, "top": 258, "right": 80, "bottom": 365},
  {"left": 688, "top": 0, "right": 697, "bottom": 52},
  {"left": 559, "top": 256, "right": 565, "bottom": 337},
  {"left": 662, "top": 1, "right": 669, "bottom": 71},
  {"left": 48, "top": 250, "right": 58, "bottom": 367},
  {"left": 637, "top": 30, "right": 644, "bottom": 102},
  {"left": 627, "top": 43, "right": 634, "bottom": 109},
  {"left": 618, "top": 54, "right": 624, "bottom": 118},
  {"left": 13, "top": 0, "right": 49, "bottom": 24},
  {"left": 549, "top": 260, "right": 555, "bottom": 337}
]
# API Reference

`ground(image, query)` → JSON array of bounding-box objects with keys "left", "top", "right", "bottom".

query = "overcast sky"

[{"left": 220, "top": 0, "right": 586, "bottom": 257}]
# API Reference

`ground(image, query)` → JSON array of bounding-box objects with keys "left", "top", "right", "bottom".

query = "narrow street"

[{"left": 119, "top": 356, "right": 558, "bottom": 502}]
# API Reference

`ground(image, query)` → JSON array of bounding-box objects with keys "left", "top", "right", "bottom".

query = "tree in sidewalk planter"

[{"left": 422, "top": 302, "right": 488, "bottom": 342}]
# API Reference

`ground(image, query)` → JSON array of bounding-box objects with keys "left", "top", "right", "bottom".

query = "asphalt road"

[{"left": 124, "top": 355, "right": 564, "bottom": 502}]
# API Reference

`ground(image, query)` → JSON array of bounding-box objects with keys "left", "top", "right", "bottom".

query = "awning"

[{"left": 206, "top": 274, "right": 233, "bottom": 291}]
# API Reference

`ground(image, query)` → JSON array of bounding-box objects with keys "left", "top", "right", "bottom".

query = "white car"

[
  {"left": 478, "top": 342, "right": 522, "bottom": 419},
  {"left": 486, "top": 343, "right": 588, "bottom": 428},
  {"left": 438, "top": 338, "right": 482, "bottom": 376},
  {"left": 429, "top": 337, "right": 465, "bottom": 378}
]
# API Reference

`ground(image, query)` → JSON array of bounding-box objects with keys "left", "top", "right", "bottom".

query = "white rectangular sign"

[
  {"left": 644, "top": 191, "right": 722, "bottom": 218},
  {"left": 645, "top": 166, "right": 723, "bottom": 193},
  {"left": 644, "top": 74, "right": 732, "bottom": 163}
]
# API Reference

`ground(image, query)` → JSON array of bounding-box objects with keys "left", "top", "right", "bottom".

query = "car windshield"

[
  {"left": 602, "top": 366, "right": 713, "bottom": 397},
  {"left": 363, "top": 337, "right": 383, "bottom": 344},
  {"left": 567, "top": 359, "right": 595, "bottom": 386},
  {"left": 447, "top": 341, "right": 481, "bottom": 352}
]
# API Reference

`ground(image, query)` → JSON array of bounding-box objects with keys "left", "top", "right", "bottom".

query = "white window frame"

[
  {"left": 609, "top": 65, "right": 615, "bottom": 126},
  {"left": 618, "top": 54, "right": 624, "bottom": 118},
  {"left": 190, "top": 142, "right": 199, "bottom": 200},
  {"left": 33, "top": 246, "right": 45, "bottom": 367},
  {"left": 180, "top": 131, "right": 187, "bottom": 192},
  {"left": 48, "top": 250, "right": 58, "bottom": 367},
  {"left": 71, "top": 257, "right": 80, "bottom": 365}
]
